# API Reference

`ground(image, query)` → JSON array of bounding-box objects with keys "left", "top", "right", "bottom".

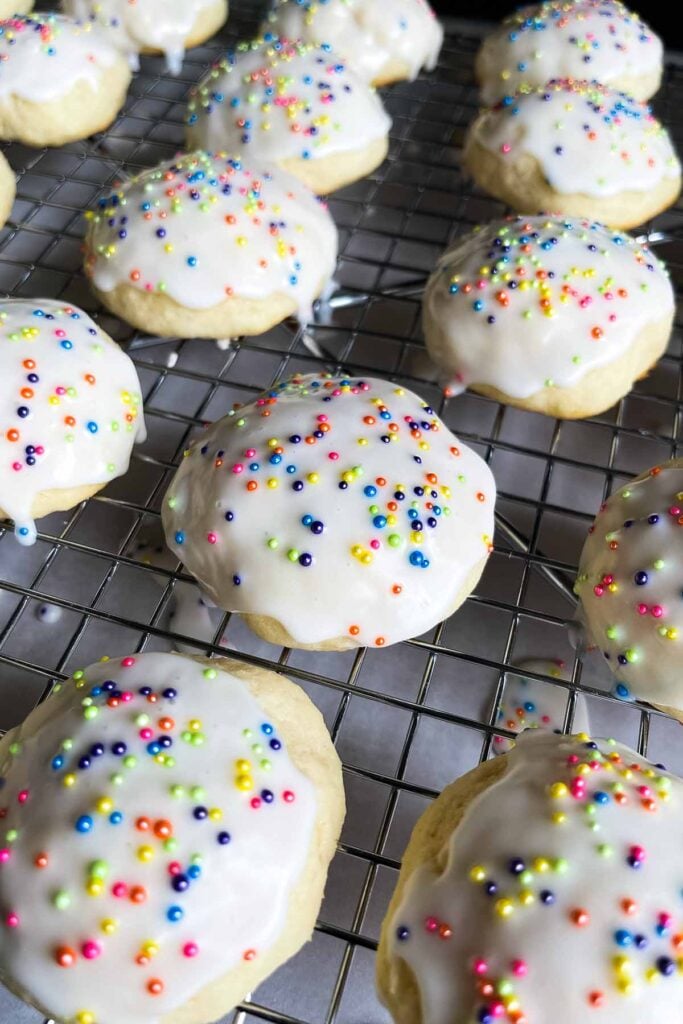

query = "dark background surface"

[{"left": 430, "top": 2, "right": 683, "bottom": 50}]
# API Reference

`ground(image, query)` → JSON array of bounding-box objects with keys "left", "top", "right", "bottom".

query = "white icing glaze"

[
  {"left": 470, "top": 80, "right": 681, "bottom": 198},
  {"left": 423, "top": 216, "right": 674, "bottom": 399},
  {"left": 0, "top": 13, "right": 122, "bottom": 104},
  {"left": 161, "top": 373, "right": 496, "bottom": 649},
  {"left": 386, "top": 732, "right": 683, "bottom": 1021},
  {"left": 63, "top": 0, "right": 223, "bottom": 74},
  {"left": 186, "top": 37, "right": 392, "bottom": 165},
  {"left": 576, "top": 459, "right": 683, "bottom": 709},
  {"left": 478, "top": 0, "right": 663, "bottom": 105},
  {"left": 264, "top": 0, "right": 443, "bottom": 84},
  {"left": 84, "top": 151, "right": 339, "bottom": 323},
  {"left": 493, "top": 657, "right": 591, "bottom": 754},
  {"left": 0, "top": 652, "right": 317, "bottom": 1024},
  {"left": 0, "top": 299, "right": 145, "bottom": 546}
]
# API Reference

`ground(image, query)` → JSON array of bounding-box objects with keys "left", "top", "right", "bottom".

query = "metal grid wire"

[{"left": 1, "top": 4, "right": 683, "bottom": 1023}]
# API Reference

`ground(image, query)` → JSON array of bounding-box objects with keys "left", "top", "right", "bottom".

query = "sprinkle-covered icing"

[
  {"left": 264, "top": 0, "right": 443, "bottom": 84},
  {"left": 493, "top": 658, "right": 591, "bottom": 754},
  {"left": 423, "top": 216, "right": 674, "bottom": 399},
  {"left": 477, "top": 0, "right": 663, "bottom": 105},
  {"left": 84, "top": 151, "right": 338, "bottom": 322},
  {"left": 0, "top": 13, "right": 122, "bottom": 103},
  {"left": 161, "top": 374, "right": 496, "bottom": 649},
  {"left": 63, "top": 0, "right": 222, "bottom": 74},
  {"left": 470, "top": 79, "right": 681, "bottom": 198},
  {"left": 386, "top": 732, "right": 683, "bottom": 1021},
  {"left": 0, "top": 300, "right": 144, "bottom": 547},
  {"left": 0, "top": 652, "right": 316, "bottom": 1024},
  {"left": 186, "top": 36, "right": 391, "bottom": 164},
  {"left": 576, "top": 460, "right": 683, "bottom": 709}
]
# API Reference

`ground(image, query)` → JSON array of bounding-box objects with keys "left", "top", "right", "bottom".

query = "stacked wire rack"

[{"left": 1, "top": 4, "right": 683, "bottom": 1023}]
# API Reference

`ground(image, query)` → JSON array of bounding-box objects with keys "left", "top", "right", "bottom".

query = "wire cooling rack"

[{"left": 1, "top": 4, "right": 683, "bottom": 1023}]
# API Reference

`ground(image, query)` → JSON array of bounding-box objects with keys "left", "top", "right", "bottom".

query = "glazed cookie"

[
  {"left": 0, "top": 298, "right": 144, "bottom": 546},
  {"left": 83, "top": 151, "right": 338, "bottom": 340},
  {"left": 162, "top": 373, "right": 496, "bottom": 652},
  {"left": 576, "top": 459, "right": 683, "bottom": 719},
  {"left": 463, "top": 80, "right": 681, "bottom": 230},
  {"left": 0, "top": 651, "right": 345, "bottom": 1024},
  {"left": 0, "top": 0, "right": 32, "bottom": 17},
  {"left": 0, "top": 14, "right": 131, "bottom": 147},
  {"left": 378, "top": 731, "right": 683, "bottom": 1023},
  {"left": 63, "top": 0, "right": 228, "bottom": 74},
  {"left": 492, "top": 658, "right": 591, "bottom": 754},
  {"left": 0, "top": 150, "right": 15, "bottom": 229},
  {"left": 476, "top": 0, "right": 664, "bottom": 106},
  {"left": 186, "top": 37, "right": 391, "bottom": 195},
  {"left": 423, "top": 216, "right": 675, "bottom": 418},
  {"left": 263, "top": 0, "right": 443, "bottom": 87}
]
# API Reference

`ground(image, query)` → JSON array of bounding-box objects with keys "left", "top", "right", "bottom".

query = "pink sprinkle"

[
  {"left": 207, "top": 533, "right": 217, "bottom": 545},
  {"left": 82, "top": 941, "right": 101, "bottom": 960},
  {"left": 473, "top": 958, "right": 488, "bottom": 975},
  {"left": 637, "top": 603, "right": 648, "bottom": 615},
  {"left": 250, "top": 797, "right": 262, "bottom": 810},
  {"left": 17, "top": 790, "right": 28, "bottom": 804},
  {"left": 139, "top": 728, "right": 153, "bottom": 741},
  {"left": 652, "top": 605, "right": 663, "bottom": 618},
  {"left": 12, "top": 463, "right": 21, "bottom": 472},
  {"left": 0, "top": 850, "right": 10, "bottom": 863},
  {"left": 6, "top": 912, "right": 19, "bottom": 928},
  {"left": 244, "top": 449, "right": 256, "bottom": 458},
  {"left": 120, "top": 691, "right": 134, "bottom": 703},
  {"left": 168, "top": 862, "right": 182, "bottom": 876},
  {"left": 370, "top": 540, "right": 380, "bottom": 550},
  {"left": 501, "top": 143, "right": 511, "bottom": 154},
  {"left": 183, "top": 943, "right": 199, "bottom": 958},
  {"left": 511, "top": 959, "right": 527, "bottom": 977},
  {"left": 283, "top": 790, "right": 295, "bottom": 803},
  {"left": 56, "top": 387, "right": 66, "bottom": 395},
  {"left": 55, "top": 329, "right": 66, "bottom": 338},
  {"left": 35, "top": 446, "right": 44, "bottom": 455},
  {"left": 317, "top": 414, "right": 328, "bottom": 422},
  {"left": 112, "top": 882, "right": 127, "bottom": 898},
  {"left": 425, "top": 917, "right": 438, "bottom": 933},
  {"left": 328, "top": 452, "right": 339, "bottom": 460},
  {"left": 232, "top": 464, "right": 244, "bottom": 474},
  {"left": 121, "top": 657, "right": 136, "bottom": 668}
]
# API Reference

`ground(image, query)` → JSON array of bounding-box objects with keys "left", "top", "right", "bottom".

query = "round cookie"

[
  {"left": 0, "top": 298, "right": 145, "bottom": 546},
  {"left": 0, "top": 150, "right": 15, "bottom": 229},
  {"left": 492, "top": 657, "right": 591, "bottom": 754},
  {"left": 0, "top": 651, "right": 345, "bottom": 1024},
  {"left": 0, "top": 13, "right": 131, "bottom": 147},
  {"left": 186, "top": 37, "right": 391, "bottom": 195},
  {"left": 378, "top": 731, "right": 683, "bottom": 1023},
  {"left": 423, "top": 216, "right": 675, "bottom": 419},
  {"left": 0, "top": 0, "right": 32, "bottom": 16},
  {"left": 463, "top": 80, "right": 681, "bottom": 230},
  {"left": 263, "top": 0, "right": 444, "bottom": 87},
  {"left": 161, "top": 372, "right": 496, "bottom": 652},
  {"left": 83, "top": 151, "right": 338, "bottom": 340},
  {"left": 575, "top": 459, "right": 683, "bottom": 719},
  {"left": 63, "top": 0, "right": 228, "bottom": 74},
  {"left": 476, "top": 0, "right": 664, "bottom": 106}
]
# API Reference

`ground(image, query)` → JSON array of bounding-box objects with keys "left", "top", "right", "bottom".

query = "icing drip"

[
  {"left": 186, "top": 36, "right": 392, "bottom": 163},
  {"left": 0, "top": 300, "right": 145, "bottom": 546},
  {"left": 493, "top": 658, "right": 591, "bottom": 754},
  {"left": 264, "top": 0, "right": 443, "bottom": 84},
  {"left": 0, "top": 14, "right": 122, "bottom": 103},
  {"left": 478, "top": 0, "right": 663, "bottom": 105},
  {"left": 63, "top": 0, "right": 223, "bottom": 73},
  {"left": 0, "top": 652, "right": 316, "bottom": 1024},
  {"left": 387, "top": 732, "right": 683, "bottom": 1022},
  {"left": 424, "top": 216, "right": 674, "bottom": 399},
  {"left": 161, "top": 373, "right": 495, "bottom": 649},
  {"left": 84, "top": 151, "right": 339, "bottom": 323},
  {"left": 471, "top": 79, "right": 680, "bottom": 198},
  {"left": 576, "top": 460, "right": 683, "bottom": 708}
]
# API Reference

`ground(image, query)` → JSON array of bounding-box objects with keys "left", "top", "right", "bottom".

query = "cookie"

[
  {"left": 476, "top": 0, "right": 663, "bottom": 106},
  {"left": 463, "top": 80, "right": 681, "bottom": 229},
  {"left": 576, "top": 459, "right": 683, "bottom": 719},
  {"left": 161, "top": 373, "right": 496, "bottom": 652},
  {"left": 0, "top": 14, "right": 131, "bottom": 147},
  {"left": 492, "top": 657, "right": 591, "bottom": 754},
  {"left": 63, "top": 0, "right": 228, "bottom": 74},
  {"left": 423, "top": 216, "right": 675, "bottom": 418},
  {"left": 0, "top": 0, "right": 32, "bottom": 16},
  {"left": 263, "top": 0, "right": 443, "bottom": 86},
  {"left": 0, "top": 298, "right": 145, "bottom": 546},
  {"left": 83, "top": 151, "right": 338, "bottom": 340},
  {"left": 378, "top": 731, "right": 683, "bottom": 1023},
  {"left": 0, "top": 651, "right": 345, "bottom": 1024},
  {"left": 186, "top": 37, "right": 391, "bottom": 195},
  {"left": 0, "top": 150, "right": 15, "bottom": 229}
]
